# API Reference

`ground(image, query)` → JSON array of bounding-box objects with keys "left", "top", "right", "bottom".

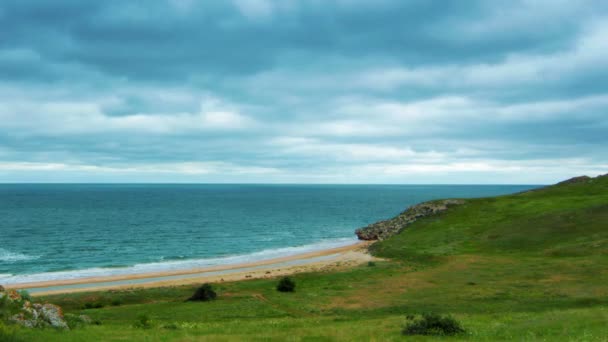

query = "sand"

[{"left": 9, "top": 241, "right": 376, "bottom": 296}]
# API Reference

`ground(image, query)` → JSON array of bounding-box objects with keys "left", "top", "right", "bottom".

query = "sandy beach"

[{"left": 8, "top": 241, "right": 375, "bottom": 296}]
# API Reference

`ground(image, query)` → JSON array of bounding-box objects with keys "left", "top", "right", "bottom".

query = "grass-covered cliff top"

[
  {"left": 373, "top": 173, "right": 608, "bottom": 260},
  {"left": 3, "top": 174, "right": 608, "bottom": 341}
]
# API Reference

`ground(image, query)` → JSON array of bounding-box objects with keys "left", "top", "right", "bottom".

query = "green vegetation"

[
  {"left": 187, "top": 284, "right": 217, "bottom": 302},
  {"left": 17, "top": 291, "right": 31, "bottom": 302},
  {"left": 133, "top": 313, "right": 153, "bottom": 329},
  {"left": 0, "top": 321, "right": 22, "bottom": 342},
  {"left": 5, "top": 175, "right": 608, "bottom": 340},
  {"left": 402, "top": 313, "right": 465, "bottom": 336},
  {"left": 83, "top": 302, "right": 104, "bottom": 310},
  {"left": 276, "top": 277, "right": 296, "bottom": 293}
]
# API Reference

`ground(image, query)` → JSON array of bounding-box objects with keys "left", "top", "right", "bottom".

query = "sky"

[{"left": 0, "top": 0, "right": 607, "bottom": 184}]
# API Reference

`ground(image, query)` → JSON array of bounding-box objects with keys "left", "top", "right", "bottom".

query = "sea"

[{"left": 0, "top": 184, "right": 538, "bottom": 285}]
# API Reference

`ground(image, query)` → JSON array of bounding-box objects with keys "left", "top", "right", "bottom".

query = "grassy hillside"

[
  {"left": 3, "top": 175, "right": 608, "bottom": 341},
  {"left": 373, "top": 174, "right": 608, "bottom": 259}
]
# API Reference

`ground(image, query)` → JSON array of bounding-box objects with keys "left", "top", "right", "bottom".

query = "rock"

[
  {"left": 557, "top": 176, "right": 591, "bottom": 185},
  {"left": 39, "top": 303, "right": 69, "bottom": 330},
  {"left": 10, "top": 312, "right": 38, "bottom": 328},
  {"left": 10, "top": 302, "right": 69, "bottom": 330},
  {"left": 355, "top": 199, "right": 465, "bottom": 241},
  {"left": 79, "top": 314, "right": 93, "bottom": 324}
]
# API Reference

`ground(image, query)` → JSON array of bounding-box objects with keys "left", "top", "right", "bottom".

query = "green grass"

[{"left": 8, "top": 175, "right": 608, "bottom": 340}]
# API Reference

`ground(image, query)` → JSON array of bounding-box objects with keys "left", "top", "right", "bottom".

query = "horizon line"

[{"left": 0, "top": 182, "right": 546, "bottom": 186}]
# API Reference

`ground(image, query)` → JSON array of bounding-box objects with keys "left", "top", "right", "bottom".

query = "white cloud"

[
  {"left": 0, "top": 161, "right": 280, "bottom": 175},
  {"left": 233, "top": 0, "right": 275, "bottom": 19},
  {"left": 0, "top": 94, "right": 256, "bottom": 135},
  {"left": 271, "top": 137, "right": 442, "bottom": 162}
]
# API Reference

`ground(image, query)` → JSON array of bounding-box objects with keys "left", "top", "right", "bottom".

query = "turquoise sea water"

[{"left": 0, "top": 184, "right": 538, "bottom": 285}]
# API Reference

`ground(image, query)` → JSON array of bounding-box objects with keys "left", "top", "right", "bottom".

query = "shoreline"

[{"left": 6, "top": 241, "right": 374, "bottom": 296}]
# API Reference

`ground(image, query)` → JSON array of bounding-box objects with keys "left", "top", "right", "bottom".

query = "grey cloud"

[{"left": 0, "top": 0, "right": 607, "bottom": 183}]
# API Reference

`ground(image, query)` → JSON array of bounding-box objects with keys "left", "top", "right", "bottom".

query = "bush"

[
  {"left": 187, "top": 284, "right": 217, "bottom": 302},
  {"left": 162, "top": 322, "right": 179, "bottom": 330},
  {"left": 0, "top": 294, "right": 22, "bottom": 321},
  {"left": 367, "top": 261, "right": 376, "bottom": 267},
  {"left": 402, "top": 313, "right": 465, "bottom": 336},
  {"left": 133, "top": 313, "right": 153, "bottom": 329},
  {"left": 17, "top": 290, "right": 31, "bottom": 302},
  {"left": 83, "top": 302, "right": 104, "bottom": 309},
  {"left": 64, "top": 313, "right": 98, "bottom": 329},
  {"left": 276, "top": 277, "right": 296, "bottom": 292}
]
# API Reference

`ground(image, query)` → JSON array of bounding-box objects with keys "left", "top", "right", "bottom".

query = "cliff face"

[{"left": 355, "top": 199, "right": 465, "bottom": 241}]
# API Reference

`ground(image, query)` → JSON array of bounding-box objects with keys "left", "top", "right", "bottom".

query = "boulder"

[
  {"left": 39, "top": 303, "right": 69, "bottom": 329},
  {"left": 10, "top": 302, "right": 69, "bottom": 330},
  {"left": 355, "top": 199, "right": 465, "bottom": 241},
  {"left": 10, "top": 312, "right": 38, "bottom": 328}
]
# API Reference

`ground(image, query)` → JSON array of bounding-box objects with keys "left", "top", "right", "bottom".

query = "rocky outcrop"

[
  {"left": 1, "top": 286, "right": 70, "bottom": 330},
  {"left": 557, "top": 176, "right": 592, "bottom": 185},
  {"left": 355, "top": 199, "right": 465, "bottom": 241}
]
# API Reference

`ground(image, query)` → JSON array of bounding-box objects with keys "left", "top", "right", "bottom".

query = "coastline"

[{"left": 7, "top": 241, "right": 374, "bottom": 296}]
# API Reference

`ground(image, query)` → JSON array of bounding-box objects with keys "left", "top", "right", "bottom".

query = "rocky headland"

[{"left": 355, "top": 199, "right": 465, "bottom": 241}]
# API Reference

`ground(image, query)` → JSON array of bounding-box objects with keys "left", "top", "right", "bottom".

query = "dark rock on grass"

[{"left": 356, "top": 199, "right": 465, "bottom": 241}]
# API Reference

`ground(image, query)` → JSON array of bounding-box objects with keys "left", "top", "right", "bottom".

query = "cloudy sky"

[{"left": 1, "top": 0, "right": 607, "bottom": 184}]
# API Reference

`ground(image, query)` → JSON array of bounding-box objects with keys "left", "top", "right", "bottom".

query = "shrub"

[
  {"left": 276, "top": 277, "right": 296, "bottom": 292},
  {"left": 162, "top": 322, "right": 179, "bottom": 330},
  {"left": 65, "top": 313, "right": 97, "bottom": 329},
  {"left": 83, "top": 302, "right": 104, "bottom": 309},
  {"left": 64, "top": 314, "right": 82, "bottom": 329},
  {"left": 367, "top": 261, "right": 376, "bottom": 267},
  {"left": 17, "top": 290, "right": 31, "bottom": 302},
  {"left": 402, "top": 313, "right": 465, "bottom": 336},
  {"left": 187, "top": 284, "right": 217, "bottom": 302},
  {"left": 110, "top": 299, "right": 122, "bottom": 306},
  {"left": 0, "top": 295, "right": 22, "bottom": 321},
  {"left": 133, "top": 313, "right": 153, "bottom": 329}
]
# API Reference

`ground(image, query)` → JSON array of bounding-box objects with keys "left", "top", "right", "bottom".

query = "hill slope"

[{"left": 372, "top": 174, "right": 608, "bottom": 259}]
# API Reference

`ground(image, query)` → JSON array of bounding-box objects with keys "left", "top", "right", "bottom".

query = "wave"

[
  {"left": 0, "top": 248, "right": 39, "bottom": 263},
  {"left": 0, "top": 237, "right": 358, "bottom": 286}
]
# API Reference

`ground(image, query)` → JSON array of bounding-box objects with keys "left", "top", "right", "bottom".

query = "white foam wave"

[
  {"left": 0, "top": 248, "right": 39, "bottom": 263},
  {"left": 0, "top": 237, "right": 358, "bottom": 285}
]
